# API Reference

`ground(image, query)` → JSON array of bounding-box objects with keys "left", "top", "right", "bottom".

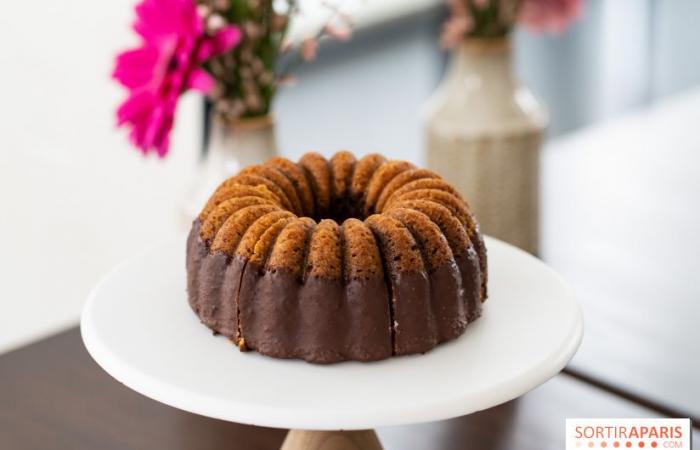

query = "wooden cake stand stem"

[{"left": 281, "top": 429, "right": 383, "bottom": 450}]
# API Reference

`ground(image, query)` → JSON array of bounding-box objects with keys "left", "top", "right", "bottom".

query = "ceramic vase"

[{"left": 425, "top": 37, "right": 547, "bottom": 254}]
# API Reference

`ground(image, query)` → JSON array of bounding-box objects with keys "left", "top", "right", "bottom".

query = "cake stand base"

[{"left": 281, "top": 429, "right": 382, "bottom": 450}]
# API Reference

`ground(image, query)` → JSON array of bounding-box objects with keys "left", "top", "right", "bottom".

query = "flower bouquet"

[
  {"left": 442, "top": 0, "right": 582, "bottom": 46},
  {"left": 113, "top": 0, "right": 351, "bottom": 158}
]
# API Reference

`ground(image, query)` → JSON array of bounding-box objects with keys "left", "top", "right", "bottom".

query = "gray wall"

[
  {"left": 651, "top": 0, "right": 700, "bottom": 97},
  {"left": 275, "top": 12, "right": 444, "bottom": 162}
]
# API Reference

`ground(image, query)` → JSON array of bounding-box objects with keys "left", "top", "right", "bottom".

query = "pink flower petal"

[
  {"left": 114, "top": 0, "right": 236, "bottom": 157},
  {"left": 301, "top": 38, "right": 318, "bottom": 61},
  {"left": 188, "top": 68, "right": 215, "bottom": 93},
  {"left": 210, "top": 25, "right": 242, "bottom": 55},
  {"left": 116, "top": 91, "right": 153, "bottom": 125},
  {"left": 198, "top": 25, "right": 241, "bottom": 60},
  {"left": 141, "top": 105, "right": 167, "bottom": 151},
  {"left": 112, "top": 47, "right": 159, "bottom": 88},
  {"left": 519, "top": 0, "right": 583, "bottom": 34},
  {"left": 324, "top": 24, "right": 352, "bottom": 42},
  {"left": 155, "top": 114, "right": 174, "bottom": 157}
]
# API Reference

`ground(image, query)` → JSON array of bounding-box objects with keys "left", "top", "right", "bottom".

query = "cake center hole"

[{"left": 316, "top": 195, "right": 368, "bottom": 223}]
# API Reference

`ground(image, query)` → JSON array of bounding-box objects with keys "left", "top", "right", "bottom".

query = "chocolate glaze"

[
  {"left": 456, "top": 248, "right": 483, "bottom": 323},
  {"left": 239, "top": 264, "right": 392, "bottom": 363},
  {"left": 186, "top": 218, "right": 484, "bottom": 364},
  {"left": 187, "top": 221, "right": 243, "bottom": 337},
  {"left": 391, "top": 270, "right": 436, "bottom": 355},
  {"left": 471, "top": 228, "right": 488, "bottom": 300},
  {"left": 430, "top": 260, "right": 468, "bottom": 343},
  {"left": 186, "top": 222, "right": 206, "bottom": 310}
]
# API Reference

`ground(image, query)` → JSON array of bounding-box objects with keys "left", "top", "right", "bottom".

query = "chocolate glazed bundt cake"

[{"left": 186, "top": 151, "right": 488, "bottom": 364}]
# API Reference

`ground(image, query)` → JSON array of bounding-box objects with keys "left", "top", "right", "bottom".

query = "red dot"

[
  {"left": 614, "top": 443, "right": 620, "bottom": 448},
  {"left": 639, "top": 443, "right": 645, "bottom": 448},
  {"left": 626, "top": 443, "right": 632, "bottom": 448},
  {"left": 651, "top": 443, "right": 657, "bottom": 449},
  {"left": 602, "top": 442, "right": 608, "bottom": 448}
]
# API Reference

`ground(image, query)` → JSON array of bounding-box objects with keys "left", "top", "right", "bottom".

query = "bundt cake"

[{"left": 186, "top": 151, "right": 487, "bottom": 363}]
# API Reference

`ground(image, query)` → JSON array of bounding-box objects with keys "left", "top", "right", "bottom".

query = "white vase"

[
  {"left": 425, "top": 37, "right": 547, "bottom": 254},
  {"left": 181, "top": 114, "right": 277, "bottom": 226}
]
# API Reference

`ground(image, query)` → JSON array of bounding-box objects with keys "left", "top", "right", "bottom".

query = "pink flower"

[
  {"left": 301, "top": 37, "right": 318, "bottom": 61},
  {"left": 440, "top": 0, "right": 474, "bottom": 48},
  {"left": 301, "top": 37, "right": 319, "bottom": 61},
  {"left": 441, "top": 14, "right": 474, "bottom": 48},
  {"left": 519, "top": 0, "right": 583, "bottom": 34},
  {"left": 113, "top": 0, "right": 241, "bottom": 157},
  {"left": 324, "top": 24, "right": 353, "bottom": 42}
]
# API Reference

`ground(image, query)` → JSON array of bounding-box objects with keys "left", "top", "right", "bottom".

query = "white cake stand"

[{"left": 81, "top": 236, "right": 582, "bottom": 450}]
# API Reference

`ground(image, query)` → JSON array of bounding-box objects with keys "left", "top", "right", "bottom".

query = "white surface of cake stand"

[{"left": 81, "top": 236, "right": 583, "bottom": 450}]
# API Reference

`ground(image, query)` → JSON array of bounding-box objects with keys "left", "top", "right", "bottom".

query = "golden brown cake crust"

[
  {"left": 330, "top": 151, "right": 356, "bottom": 205},
  {"left": 306, "top": 219, "right": 342, "bottom": 280},
  {"left": 265, "top": 157, "right": 315, "bottom": 217},
  {"left": 350, "top": 153, "right": 386, "bottom": 204},
  {"left": 240, "top": 165, "right": 303, "bottom": 215},
  {"left": 266, "top": 217, "right": 316, "bottom": 277},
  {"left": 231, "top": 173, "right": 295, "bottom": 213},
  {"left": 376, "top": 168, "right": 440, "bottom": 212},
  {"left": 199, "top": 183, "right": 279, "bottom": 221},
  {"left": 364, "top": 160, "right": 415, "bottom": 215},
  {"left": 342, "top": 218, "right": 383, "bottom": 279},
  {"left": 201, "top": 196, "right": 277, "bottom": 242},
  {"left": 365, "top": 214, "right": 424, "bottom": 273},
  {"left": 386, "top": 207, "right": 453, "bottom": 271},
  {"left": 383, "top": 178, "right": 464, "bottom": 211},
  {"left": 391, "top": 189, "right": 472, "bottom": 231},
  {"left": 299, "top": 152, "right": 332, "bottom": 217},
  {"left": 386, "top": 199, "right": 471, "bottom": 256},
  {"left": 248, "top": 216, "right": 295, "bottom": 266},
  {"left": 210, "top": 204, "right": 280, "bottom": 254},
  {"left": 236, "top": 211, "right": 295, "bottom": 259}
]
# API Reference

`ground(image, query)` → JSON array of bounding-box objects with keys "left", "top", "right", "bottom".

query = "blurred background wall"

[
  {"left": 3, "top": 0, "right": 700, "bottom": 162},
  {"left": 516, "top": 0, "right": 700, "bottom": 135}
]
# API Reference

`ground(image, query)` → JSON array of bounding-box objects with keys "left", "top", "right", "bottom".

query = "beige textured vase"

[
  {"left": 181, "top": 114, "right": 277, "bottom": 225},
  {"left": 425, "top": 38, "right": 547, "bottom": 254}
]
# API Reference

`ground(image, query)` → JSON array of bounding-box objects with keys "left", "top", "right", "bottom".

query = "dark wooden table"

[{"left": 2, "top": 328, "right": 697, "bottom": 450}]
